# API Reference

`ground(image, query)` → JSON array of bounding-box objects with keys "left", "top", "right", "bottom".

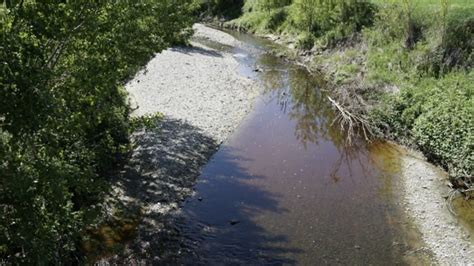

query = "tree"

[{"left": 0, "top": 1, "right": 196, "bottom": 263}]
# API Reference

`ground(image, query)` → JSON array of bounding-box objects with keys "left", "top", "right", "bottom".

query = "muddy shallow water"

[{"left": 156, "top": 30, "right": 433, "bottom": 265}]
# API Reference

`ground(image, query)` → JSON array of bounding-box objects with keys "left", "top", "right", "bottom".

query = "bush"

[
  {"left": 227, "top": 0, "right": 291, "bottom": 33},
  {"left": 422, "top": 17, "right": 474, "bottom": 76},
  {"left": 297, "top": 32, "right": 315, "bottom": 50},
  {"left": 289, "top": 0, "right": 376, "bottom": 38},
  {"left": 266, "top": 7, "right": 288, "bottom": 31},
  {"left": 0, "top": 1, "right": 195, "bottom": 263},
  {"left": 229, "top": 0, "right": 375, "bottom": 46},
  {"left": 411, "top": 74, "right": 473, "bottom": 179},
  {"left": 203, "top": 0, "right": 244, "bottom": 19},
  {"left": 367, "top": 1, "right": 426, "bottom": 47},
  {"left": 370, "top": 72, "right": 473, "bottom": 180}
]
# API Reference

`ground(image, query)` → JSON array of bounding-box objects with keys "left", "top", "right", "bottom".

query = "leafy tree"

[{"left": 0, "top": 0, "right": 196, "bottom": 263}]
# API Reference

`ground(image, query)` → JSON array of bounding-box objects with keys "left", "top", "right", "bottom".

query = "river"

[{"left": 156, "top": 29, "right": 432, "bottom": 265}]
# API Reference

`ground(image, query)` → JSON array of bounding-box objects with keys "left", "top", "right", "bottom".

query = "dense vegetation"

[
  {"left": 228, "top": 0, "right": 376, "bottom": 49},
  {"left": 200, "top": 0, "right": 244, "bottom": 19},
  {"left": 365, "top": 1, "right": 473, "bottom": 183},
  {"left": 217, "top": 0, "right": 473, "bottom": 187},
  {"left": 0, "top": 1, "right": 195, "bottom": 263}
]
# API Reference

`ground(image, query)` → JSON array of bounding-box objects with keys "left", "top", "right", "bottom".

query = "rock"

[{"left": 229, "top": 219, "right": 240, "bottom": 226}]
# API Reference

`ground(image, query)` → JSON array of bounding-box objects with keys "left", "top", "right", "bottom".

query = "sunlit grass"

[{"left": 371, "top": 0, "right": 474, "bottom": 7}]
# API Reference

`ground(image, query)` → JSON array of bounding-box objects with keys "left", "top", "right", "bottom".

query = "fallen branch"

[{"left": 327, "top": 96, "right": 373, "bottom": 145}]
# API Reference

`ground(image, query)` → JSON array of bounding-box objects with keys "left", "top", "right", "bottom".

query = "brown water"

[
  {"left": 164, "top": 30, "right": 429, "bottom": 265},
  {"left": 453, "top": 198, "right": 474, "bottom": 237}
]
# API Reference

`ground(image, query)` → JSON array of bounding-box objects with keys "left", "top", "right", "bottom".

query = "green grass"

[{"left": 371, "top": 0, "right": 474, "bottom": 8}]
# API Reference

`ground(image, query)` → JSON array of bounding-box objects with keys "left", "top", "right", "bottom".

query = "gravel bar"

[
  {"left": 102, "top": 24, "right": 260, "bottom": 263},
  {"left": 127, "top": 24, "right": 259, "bottom": 143},
  {"left": 401, "top": 149, "right": 474, "bottom": 265}
]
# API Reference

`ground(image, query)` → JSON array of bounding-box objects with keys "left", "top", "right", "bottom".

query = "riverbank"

[
  {"left": 218, "top": 20, "right": 474, "bottom": 265},
  {"left": 222, "top": 1, "right": 472, "bottom": 182},
  {"left": 400, "top": 147, "right": 474, "bottom": 264},
  {"left": 270, "top": 36, "right": 474, "bottom": 266},
  {"left": 97, "top": 24, "right": 260, "bottom": 262}
]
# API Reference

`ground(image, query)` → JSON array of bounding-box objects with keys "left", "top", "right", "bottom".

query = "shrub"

[
  {"left": 411, "top": 74, "right": 473, "bottom": 179},
  {"left": 422, "top": 17, "right": 474, "bottom": 76},
  {"left": 297, "top": 32, "right": 315, "bottom": 50},
  {"left": 203, "top": 0, "right": 244, "bottom": 19},
  {"left": 266, "top": 7, "right": 289, "bottom": 31},
  {"left": 370, "top": 72, "right": 473, "bottom": 180},
  {"left": 0, "top": 1, "right": 195, "bottom": 263},
  {"left": 230, "top": 0, "right": 376, "bottom": 45},
  {"left": 289, "top": 0, "right": 376, "bottom": 38}
]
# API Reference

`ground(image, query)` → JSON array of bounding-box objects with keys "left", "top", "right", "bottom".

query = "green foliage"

[
  {"left": 296, "top": 31, "right": 315, "bottom": 50},
  {"left": 266, "top": 7, "right": 289, "bottom": 30},
  {"left": 367, "top": 0, "right": 473, "bottom": 75},
  {"left": 201, "top": 0, "right": 245, "bottom": 19},
  {"left": 131, "top": 113, "right": 164, "bottom": 132},
  {"left": 228, "top": 1, "right": 290, "bottom": 33},
  {"left": 371, "top": 72, "right": 473, "bottom": 179},
  {"left": 363, "top": 0, "right": 473, "bottom": 185},
  {"left": 0, "top": 1, "right": 195, "bottom": 263},
  {"left": 229, "top": 0, "right": 376, "bottom": 49},
  {"left": 421, "top": 17, "right": 474, "bottom": 76},
  {"left": 367, "top": 1, "right": 424, "bottom": 46},
  {"left": 290, "top": 0, "right": 376, "bottom": 36}
]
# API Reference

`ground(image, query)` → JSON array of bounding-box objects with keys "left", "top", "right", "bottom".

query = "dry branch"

[{"left": 327, "top": 96, "right": 373, "bottom": 145}]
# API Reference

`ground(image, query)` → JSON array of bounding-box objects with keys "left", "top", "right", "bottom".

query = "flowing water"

[{"left": 163, "top": 30, "right": 431, "bottom": 265}]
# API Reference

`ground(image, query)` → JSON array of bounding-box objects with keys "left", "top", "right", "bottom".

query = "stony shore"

[
  {"left": 102, "top": 24, "right": 260, "bottom": 263},
  {"left": 400, "top": 148, "right": 474, "bottom": 265}
]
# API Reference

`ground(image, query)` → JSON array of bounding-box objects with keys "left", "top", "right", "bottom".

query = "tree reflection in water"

[{"left": 256, "top": 54, "right": 399, "bottom": 184}]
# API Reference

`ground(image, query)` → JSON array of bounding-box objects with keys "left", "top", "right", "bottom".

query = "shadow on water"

[
  {"left": 89, "top": 117, "right": 298, "bottom": 264},
  {"left": 134, "top": 139, "right": 301, "bottom": 264},
  {"left": 170, "top": 147, "right": 302, "bottom": 265}
]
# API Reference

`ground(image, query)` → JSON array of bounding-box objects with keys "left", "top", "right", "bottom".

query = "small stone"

[{"left": 229, "top": 219, "right": 240, "bottom": 225}]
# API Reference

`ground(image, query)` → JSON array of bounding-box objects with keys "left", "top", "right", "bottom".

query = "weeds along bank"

[
  {"left": 213, "top": 0, "right": 473, "bottom": 192},
  {"left": 0, "top": 1, "right": 196, "bottom": 263}
]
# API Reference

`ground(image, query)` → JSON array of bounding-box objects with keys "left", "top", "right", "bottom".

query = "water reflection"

[
  {"left": 255, "top": 50, "right": 373, "bottom": 188},
  {"left": 256, "top": 53, "right": 349, "bottom": 151},
  {"left": 167, "top": 29, "right": 428, "bottom": 265}
]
